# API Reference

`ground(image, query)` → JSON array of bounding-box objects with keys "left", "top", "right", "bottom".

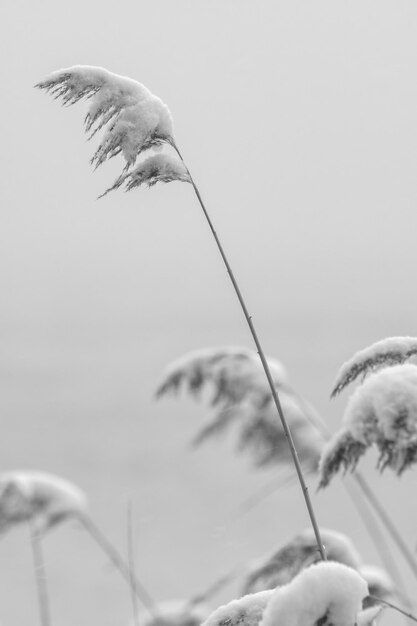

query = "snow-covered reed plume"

[
  {"left": 331, "top": 337, "right": 417, "bottom": 397},
  {"left": 101, "top": 153, "right": 190, "bottom": 196},
  {"left": 156, "top": 346, "right": 323, "bottom": 471},
  {"left": 204, "top": 394, "right": 323, "bottom": 471},
  {"left": 202, "top": 588, "right": 274, "bottom": 626},
  {"left": 259, "top": 562, "right": 368, "bottom": 626},
  {"left": 35, "top": 66, "right": 188, "bottom": 193},
  {"left": 137, "top": 600, "right": 210, "bottom": 626},
  {"left": 204, "top": 563, "right": 369, "bottom": 626},
  {"left": 0, "top": 470, "right": 87, "bottom": 535},
  {"left": 320, "top": 364, "right": 417, "bottom": 487},
  {"left": 241, "top": 528, "right": 361, "bottom": 595},
  {"left": 155, "top": 346, "right": 288, "bottom": 405}
]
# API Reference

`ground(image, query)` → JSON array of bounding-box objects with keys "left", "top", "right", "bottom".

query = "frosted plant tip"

[
  {"left": 320, "top": 364, "right": 417, "bottom": 487},
  {"left": 331, "top": 336, "right": 417, "bottom": 397},
  {"left": 36, "top": 65, "right": 175, "bottom": 183},
  {"left": 99, "top": 153, "right": 191, "bottom": 198}
]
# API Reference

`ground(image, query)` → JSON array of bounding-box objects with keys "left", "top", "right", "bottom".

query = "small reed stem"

[
  {"left": 127, "top": 501, "right": 140, "bottom": 626},
  {"left": 28, "top": 519, "right": 51, "bottom": 626},
  {"left": 79, "top": 514, "right": 158, "bottom": 620}
]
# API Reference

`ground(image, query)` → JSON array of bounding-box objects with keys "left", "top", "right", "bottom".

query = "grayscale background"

[{"left": 1, "top": 1, "right": 417, "bottom": 625}]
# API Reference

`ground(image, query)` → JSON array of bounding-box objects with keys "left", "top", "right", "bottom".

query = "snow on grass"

[
  {"left": 202, "top": 588, "right": 274, "bottom": 626},
  {"left": 204, "top": 563, "right": 367, "bottom": 626},
  {"left": 320, "top": 364, "right": 417, "bottom": 486},
  {"left": 155, "top": 346, "right": 288, "bottom": 405},
  {"left": 100, "top": 153, "right": 191, "bottom": 196},
  {"left": 156, "top": 346, "right": 323, "bottom": 471},
  {"left": 0, "top": 470, "right": 88, "bottom": 535},
  {"left": 241, "top": 528, "right": 362, "bottom": 594},
  {"left": 331, "top": 337, "right": 417, "bottom": 397},
  {"left": 259, "top": 562, "right": 367, "bottom": 626},
  {"left": 36, "top": 65, "right": 185, "bottom": 194}
]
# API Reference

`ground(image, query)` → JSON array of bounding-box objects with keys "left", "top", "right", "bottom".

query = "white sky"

[{"left": 1, "top": 1, "right": 417, "bottom": 625}]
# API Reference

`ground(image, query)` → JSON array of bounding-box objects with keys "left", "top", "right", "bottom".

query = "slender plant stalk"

[
  {"left": 342, "top": 476, "right": 413, "bottom": 618},
  {"left": 172, "top": 143, "right": 326, "bottom": 561},
  {"left": 127, "top": 501, "right": 140, "bottom": 626},
  {"left": 79, "top": 514, "right": 158, "bottom": 619},
  {"left": 353, "top": 472, "right": 417, "bottom": 582},
  {"left": 28, "top": 519, "right": 51, "bottom": 626},
  {"left": 370, "top": 597, "right": 417, "bottom": 623}
]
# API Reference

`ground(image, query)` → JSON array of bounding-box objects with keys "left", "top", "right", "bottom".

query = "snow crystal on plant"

[
  {"left": 260, "top": 562, "right": 367, "bottom": 626},
  {"left": 155, "top": 346, "right": 288, "bottom": 404},
  {"left": 36, "top": 65, "right": 174, "bottom": 176},
  {"left": 331, "top": 336, "right": 417, "bottom": 397},
  {"left": 234, "top": 392, "right": 324, "bottom": 470},
  {"left": 101, "top": 153, "right": 191, "bottom": 196},
  {"left": 320, "top": 364, "right": 417, "bottom": 485},
  {"left": 202, "top": 589, "right": 273, "bottom": 626},
  {"left": 242, "top": 528, "right": 362, "bottom": 594},
  {"left": 318, "top": 430, "right": 367, "bottom": 488},
  {"left": 0, "top": 470, "right": 88, "bottom": 534}
]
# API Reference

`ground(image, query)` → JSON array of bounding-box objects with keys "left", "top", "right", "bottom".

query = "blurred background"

[{"left": 1, "top": 1, "right": 417, "bottom": 625}]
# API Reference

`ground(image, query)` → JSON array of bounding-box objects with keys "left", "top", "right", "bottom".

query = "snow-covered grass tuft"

[
  {"left": 36, "top": 65, "right": 182, "bottom": 193},
  {"left": 259, "top": 562, "right": 368, "bottom": 626},
  {"left": 226, "top": 393, "right": 324, "bottom": 471},
  {"left": 0, "top": 470, "right": 88, "bottom": 535},
  {"left": 156, "top": 346, "right": 323, "bottom": 471},
  {"left": 202, "top": 589, "right": 274, "bottom": 626},
  {"left": 241, "top": 528, "right": 362, "bottom": 594},
  {"left": 155, "top": 346, "right": 288, "bottom": 405},
  {"left": 204, "top": 563, "right": 368, "bottom": 626},
  {"left": 318, "top": 430, "right": 368, "bottom": 488},
  {"left": 100, "top": 153, "right": 191, "bottom": 197},
  {"left": 320, "top": 364, "right": 417, "bottom": 486},
  {"left": 331, "top": 337, "right": 417, "bottom": 397}
]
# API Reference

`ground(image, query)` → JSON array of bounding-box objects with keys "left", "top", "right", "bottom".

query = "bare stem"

[
  {"left": 343, "top": 475, "right": 413, "bottom": 615},
  {"left": 370, "top": 596, "right": 417, "bottom": 623},
  {"left": 79, "top": 514, "right": 158, "bottom": 620},
  {"left": 28, "top": 519, "right": 51, "bottom": 626},
  {"left": 172, "top": 142, "right": 326, "bottom": 561},
  {"left": 127, "top": 501, "right": 140, "bottom": 626},
  {"left": 353, "top": 472, "right": 417, "bottom": 582}
]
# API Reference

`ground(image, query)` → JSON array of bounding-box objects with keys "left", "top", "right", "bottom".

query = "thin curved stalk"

[
  {"left": 172, "top": 142, "right": 326, "bottom": 561},
  {"left": 79, "top": 514, "right": 158, "bottom": 620},
  {"left": 370, "top": 596, "right": 417, "bottom": 623},
  {"left": 28, "top": 519, "right": 51, "bottom": 626},
  {"left": 127, "top": 501, "right": 140, "bottom": 626},
  {"left": 353, "top": 472, "right": 417, "bottom": 582},
  {"left": 343, "top": 475, "right": 413, "bottom": 616}
]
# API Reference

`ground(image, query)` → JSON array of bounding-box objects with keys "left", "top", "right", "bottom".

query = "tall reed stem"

[
  {"left": 79, "top": 514, "right": 158, "bottom": 619},
  {"left": 173, "top": 143, "right": 326, "bottom": 561},
  {"left": 28, "top": 519, "right": 51, "bottom": 626}
]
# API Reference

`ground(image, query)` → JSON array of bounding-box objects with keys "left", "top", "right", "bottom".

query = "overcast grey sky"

[{"left": 1, "top": 1, "right": 417, "bottom": 625}]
